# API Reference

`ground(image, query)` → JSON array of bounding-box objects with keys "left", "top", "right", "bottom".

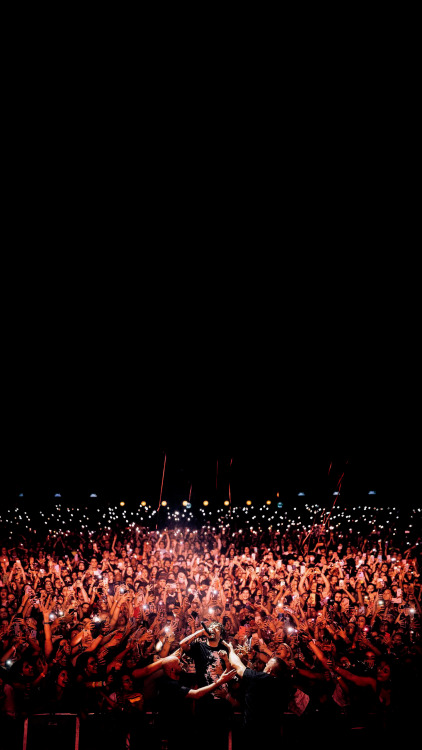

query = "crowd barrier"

[{"left": 1, "top": 709, "right": 397, "bottom": 750}]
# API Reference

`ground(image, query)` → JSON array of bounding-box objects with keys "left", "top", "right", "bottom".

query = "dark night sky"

[
  {"left": 3, "top": 274, "right": 407, "bottom": 510},
  {"left": 3, "top": 386, "right": 402, "bottom": 509}
]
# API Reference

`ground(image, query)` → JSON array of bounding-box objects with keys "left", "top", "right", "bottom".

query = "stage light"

[
  {"left": 224, "top": 500, "right": 230, "bottom": 506},
  {"left": 90, "top": 493, "right": 97, "bottom": 498},
  {"left": 161, "top": 501, "right": 167, "bottom": 507},
  {"left": 298, "top": 492, "right": 305, "bottom": 497},
  {"left": 120, "top": 501, "right": 125, "bottom": 507},
  {"left": 182, "top": 501, "right": 188, "bottom": 507},
  {"left": 203, "top": 501, "right": 209, "bottom": 506},
  {"left": 246, "top": 500, "right": 252, "bottom": 506},
  {"left": 141, "top": 501, "right": 147, "bottom": 507},
  {"left": 277, "top": 502, "right": 283, "bottom": 509},
  {"left": 266, "top": 500, "right": 271, "bottom": 505}
]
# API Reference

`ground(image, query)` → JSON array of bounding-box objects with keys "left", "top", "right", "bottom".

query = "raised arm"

[
  {"left": 227, "top": 641, "right": 247, "bottom": 678},
  {"left": 39, "top": 598, "right": 54, "bottom": 660},
  {"left": 132, "top": 653, "right": 178, "bottom": 680},
  {"left": 178, "top": 626, "right": 206, "bottom": 651},
  {"left": 186, "top": 667, "right": 236, "bottom": 699},
  {"left": 334, "top": 664, "right": 376, "bottom": 689}
]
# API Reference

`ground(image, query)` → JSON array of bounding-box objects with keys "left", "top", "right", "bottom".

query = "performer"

[
  {"left": 157, "top": 654, "right": 235, "bottom": 749},
  {"left": 227, "top": 641, "right": 293, "bottom": 749},
  {"left": 179, "top": 621, "right": 233, "bottom": 749}
]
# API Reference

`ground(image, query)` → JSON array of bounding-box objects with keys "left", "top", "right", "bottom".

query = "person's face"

[
  {"left": 121, "top": 674, "right": 133, "bottom": 691},
  {"left": 22, "top": 662, "right": 34, "bottom": 678},
  {"left": 86, "top": 658, "right": 97, "bottom": 674},
  {"left": 365, "top": 652, "right": 376, "bottom": 668},
  {"left": 208, "top": 624, "right": 222, "bottom": 642},
  {"left": 0, "top": 607, "right": 8, "bottom": 620},
  {"left": 357, "top": 616, "right": 366, "bottom": 629},
  {"left": 57, "top": 670, "right": 69, "bottom": 688},
  {"left": 377, "top": 662, "right": 391, "bottom": 682}
]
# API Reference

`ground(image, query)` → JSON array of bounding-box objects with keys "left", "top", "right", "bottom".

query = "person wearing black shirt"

[
  {"left": 228, "top": 642, "right": 292, "bottom": 749},
  {"left": 184, "top": 622, "right": 229, "bottom": 686},
  {"left": 179, "top": 622, "right": 233, "bottom": 748},
  {"left": 157, "top": 654, "right": 235, "bottom": 750}
]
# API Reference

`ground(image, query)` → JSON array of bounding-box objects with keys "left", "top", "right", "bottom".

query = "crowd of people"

[{"left": 0, "top": 504, "right": 421, "bottom": 749}]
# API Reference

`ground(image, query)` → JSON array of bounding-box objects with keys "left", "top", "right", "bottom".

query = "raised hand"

[{"left": 219, "top": 667, "right": 236, "bottom": 683}]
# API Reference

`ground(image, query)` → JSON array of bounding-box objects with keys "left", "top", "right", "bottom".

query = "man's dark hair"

[{"left": 269, "top": 656, "right": 290, "bottom": 679}]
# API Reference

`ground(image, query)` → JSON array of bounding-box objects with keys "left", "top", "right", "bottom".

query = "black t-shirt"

[
  {"left": 189, "top": 640, "right": 228, "bottom": 687},
  {"left": 240, "top": 667, "right": 289, "bottom": 734},
  {"left": 157, "top": 675, "right": 191, "bottom": 725}
]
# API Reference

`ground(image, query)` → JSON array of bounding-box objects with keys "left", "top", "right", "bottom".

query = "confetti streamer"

[
  {"left": 228, "top": 458, "right": 233, "bottom": 514},
  {"left": 325, "top": 469, "right": 345, "bottom": 528},
  {"left": 156, "top": 453, "right": 167, "bottom": 528}
]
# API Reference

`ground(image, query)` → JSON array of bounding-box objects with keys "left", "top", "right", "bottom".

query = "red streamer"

[{"left": 157, "top": 453, "right": 167, "bottom": 516}]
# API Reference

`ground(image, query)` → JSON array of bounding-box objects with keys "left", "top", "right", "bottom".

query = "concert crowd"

[{"left": 0, "top": 503, "right": 421, "bottom": 749}]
